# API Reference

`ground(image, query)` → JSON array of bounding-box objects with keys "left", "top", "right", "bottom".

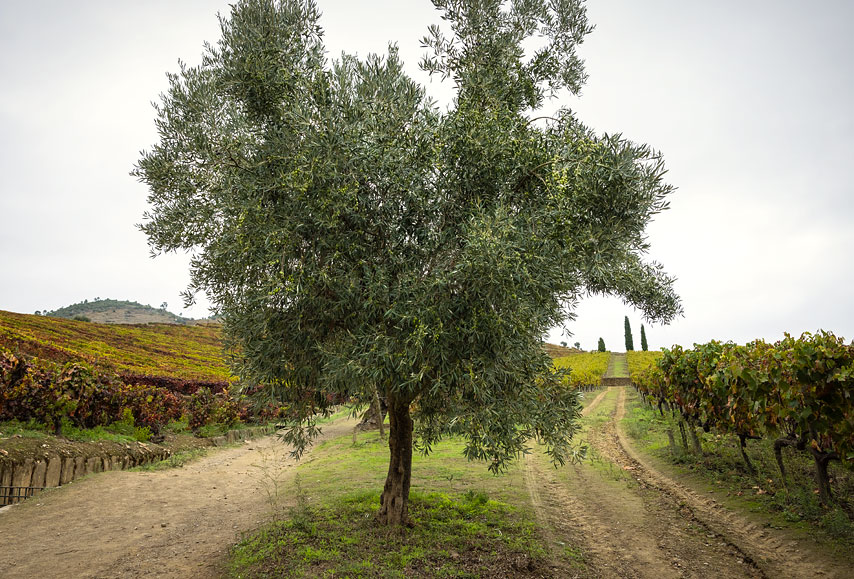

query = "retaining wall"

[{"left": 0, "top": 426, "right": 273, "bottom": 506}]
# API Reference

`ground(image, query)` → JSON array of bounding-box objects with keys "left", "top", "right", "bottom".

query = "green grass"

[
  {"left": 621, "top": 388, "right": 854, "bottom": 549},
  {"left": 0, "top": 418, "right": 51, "bottom": 439},
  {"left": 59, "top": 421, "right": 150, "bottom": 444},
  {"left": 313, "top": 406, "right": 353, "bottom": 425},
  {"left": 0, "top": 417, "right": 152, "bottom": 443},
  {"left": 131, "top": 448, "right": 211, "bottom": 471},
  {"left": 604, "top": 353, "right": 629, "bottom": 378},
  {"left": 229, "top": 430, "right": 563, "bottom": 578}
]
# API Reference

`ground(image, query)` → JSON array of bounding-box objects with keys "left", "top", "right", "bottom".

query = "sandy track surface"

[
  {"left": 0, "top": 417, "right": 357, "bottom": 579},
  {"left": 525, "top": 386, "right": 848, "bottom": 578}
]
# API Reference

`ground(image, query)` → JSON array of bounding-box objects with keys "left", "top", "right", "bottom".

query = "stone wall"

[{"left": 0, "top": 426, "right": 273, "bottom": 506}]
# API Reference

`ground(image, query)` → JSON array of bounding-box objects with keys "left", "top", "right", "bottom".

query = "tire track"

[
  {"left": 525, "top": 387, "right": 763, "bottom": 578},
  {"left": 610, "top": 387, "right": 849, "bottom": 579}
]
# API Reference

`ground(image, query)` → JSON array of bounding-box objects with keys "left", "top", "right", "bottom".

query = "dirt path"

[
  {"left": 525, "top": 386, "right": 849, "bottom": 578},
  {"left": 608, "top": 388, "right": 849, "bottom": 578},
  {"left": 0, "top": 417, "right": 357, "bottom": 579}
]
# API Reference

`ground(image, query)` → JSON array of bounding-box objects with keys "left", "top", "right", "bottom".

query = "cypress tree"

[
  {"left": 624, "top": 316, "right": 634, "bottom": 351},
  {"left": 598, "top": 337, "right": 606, "bottom": 352},
  {"left": 640, "top": 324, "right": 648, "bottom": 351}
]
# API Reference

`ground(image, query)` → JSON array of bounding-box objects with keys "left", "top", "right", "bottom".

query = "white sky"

[{"left": 1, "top": 0, "right": 851, "bottom": 351}]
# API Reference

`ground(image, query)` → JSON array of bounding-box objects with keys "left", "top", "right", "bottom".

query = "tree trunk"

[
  {"left": 677, "top": 419, "right": 689, "bottom": 452},
  {"left": 666, "top": 428, "right": 677, "bottom": 457},
  {"left": 810, "top": 446, "right": 838, "bottom": 505},
  {"left": 357, "top": 394, "right": 387, "bottom": 431},
  {"left": 688, "top": 423, "right": 703, "bottom": 455},
  {"left": 738, "top": 434, "right": 756, "bottom": 475},
  {"left": 377, "top": 392, "right": 414, "bottom": 526},
  {"left": 773, "top": 435, "right": 801, "bottom": 486},
  {"left": 373, "top": 388, "right": 386, "bottom": 439}
]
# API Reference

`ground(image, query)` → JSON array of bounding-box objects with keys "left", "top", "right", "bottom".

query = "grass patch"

[
  {"left": 580, "top": 387, "right": 617, "bottom": 425},
  {"left": 196, "top": 420, "right": 275, "bottom": 438},
  {"left": 0, "top": 417, "right": 152, "bottom": 443},
  {"left": 163, "top": 416, "right": 191, "bottom": 434},
  {"left": 621, "top": 388, "right": 854, "bottom": 548},
  {"left": 131, "top": 447, "right": 211, "bottom": 471},
  {"left": 313, "top": 406, "right": 352, "bottom": 425},
  {"left": 196, "top": 422, "right": 237, "bottom": 438},
  {"left": 0, "top": 419, "right": 51, "bottom": 439},
  {"left": 606, "top": 353, "right": 629, "bottom": 378},
  {"left": 229, "top": 430, "right": 563, "bottom": 578},
  {"left": 59, "top": 422, "right": 147, "bottom": 444},
  {"left": 231, "top": 487, "right": 546, "bottom": 578}
]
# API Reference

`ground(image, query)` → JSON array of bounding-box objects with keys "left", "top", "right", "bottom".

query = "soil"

[
  {"left": 525, "top": 386, "right": 851, "bottom": 578},
  {"left": 0, "top": 416, "right": 357, "bottom": 579},
  {"left": 1, "top": 388, "right": 849, "bottom": 578}
]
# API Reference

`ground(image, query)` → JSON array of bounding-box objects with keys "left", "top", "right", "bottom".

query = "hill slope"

[
  {"left": 0, "top": 310, "right": 230, "bottom": 387},
  {"left": 543, "top": 342, "right": 582, "bottom": 358},
  {"left": 44, "top": 299, "right": 193, "bottom": 325}
]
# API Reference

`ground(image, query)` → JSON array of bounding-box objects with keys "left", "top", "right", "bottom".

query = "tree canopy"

[{"left": 135, "top": 0, "right": 682, "bottom": 525}]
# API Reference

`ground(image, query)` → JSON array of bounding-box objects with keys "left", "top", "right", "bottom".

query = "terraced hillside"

[{"left": 0, "top": 310, "right": 230, "bottom": 388}]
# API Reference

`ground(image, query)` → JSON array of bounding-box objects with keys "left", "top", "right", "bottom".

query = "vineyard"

[
  {"left": 0, "top": 311, "right": 285, "bottom": 438},
  {"left": 0, "top": 310, "right": 230, "bottom": 386},
  {"left": 626, "top": 350, "right": 661, "bottom": 383},
  {"left": 553, "top": 352, "right": 610, "bottom": 390},
  {"left": 632, "top": 331, "right": 854, "bottom": 505}
]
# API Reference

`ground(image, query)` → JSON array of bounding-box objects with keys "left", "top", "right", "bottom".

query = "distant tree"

[
  {"left": 34, "top": 311, "right": 41, "bottom": 316},
  {"left": 160, "top": 302, "right": 168, "bottom": 310},
  {"left": 135, "top": 0, "right": 681, "bottom": 526},
  {"left": 573, "top": 341, "right": 581, "bottom": 350},
  {"left": 624, "top": 316, "right": 634, "bottom": 351},
  {"left": 598, "top": 337, "right": 606, "bottom": 352},
  {"left": 73, "top": 315, "right": 91, "bottom": 322},
  {"left": 560, "top": 341, "right": 567, "bottom": 348},
  {"left": 640, "top": 324, "right": 648, "bottom": 351}
]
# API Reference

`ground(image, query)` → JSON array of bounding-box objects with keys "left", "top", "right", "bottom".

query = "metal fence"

[{"left": 0, "top": 486, "right": 49, "bottom": 506}]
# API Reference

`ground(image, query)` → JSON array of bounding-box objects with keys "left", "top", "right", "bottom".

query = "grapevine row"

[
  {"left": 0, "top": 347, "right": 287, "bottom": 439},
  {"left": 633, "top": 331, "right": 853, "bottom": 503}
]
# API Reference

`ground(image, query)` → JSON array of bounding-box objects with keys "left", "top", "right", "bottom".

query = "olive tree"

[{"left": 135, "top": 0, "right": 681, "bottom": 526}]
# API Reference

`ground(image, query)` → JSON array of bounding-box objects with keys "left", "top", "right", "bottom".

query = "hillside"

[
  {"left": 0, "top": 310, "right": 230, "bottom": 387},
  {"left": 43, "top": 298, "right": 196, "bottom": 325},
  {"left": 543, "top": 342, "right": 582, "bottom": 358},
  {"left": 4, "top": 307, "right": 580, "bottom": 384}
]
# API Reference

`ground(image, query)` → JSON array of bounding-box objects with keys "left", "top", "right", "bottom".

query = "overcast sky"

[{"left": 1, "top": 0, "right": 851, "bottom": 352}]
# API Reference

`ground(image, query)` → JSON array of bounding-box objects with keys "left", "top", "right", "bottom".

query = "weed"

[{"left": 248, "top": 442, "right": 292, "bottom": 512}]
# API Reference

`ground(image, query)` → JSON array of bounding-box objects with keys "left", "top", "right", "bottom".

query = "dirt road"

[
  {"left": 525, "top": 386, "right": 849, "bottom": 578},
  {"left": 1, "top": 390, "right": 848, "bottom": 579},
  {"left": 0, "top": 417, "right": 357, "bottom": 579}
]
